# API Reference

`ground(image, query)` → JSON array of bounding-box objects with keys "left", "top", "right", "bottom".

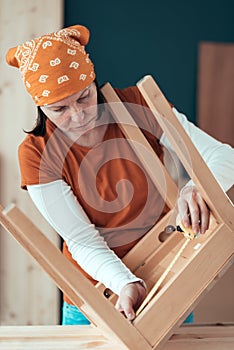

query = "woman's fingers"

[
  {"left": 177, "top": 195, "right": 190, "bottom": 228},
  {"left": 188, "top": 190, "right": 201, "bottom": 234},
  {"left": 115, "top": 296, "right": 135, "bottom": 321},
  {"left": 115, "top": 282, "right": 147, "bottom": 321},
  {"left": 193, "top": 191, "right": 210, "bottom": 234},
  {"left": 178, "top": 186, "right": 210, "bottom": 234}
]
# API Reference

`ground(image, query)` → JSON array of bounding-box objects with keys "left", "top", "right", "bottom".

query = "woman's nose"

[{"left": 70, "top": 106, "right": 84, "bottom": 122}]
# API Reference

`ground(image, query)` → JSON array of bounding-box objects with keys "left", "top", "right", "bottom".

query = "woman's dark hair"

[
  {"left": 24, "top": 107, "right": 47, "bottom": 136},
  {"left": 25, "top": 79, "right": 105, "bottom": 137}
]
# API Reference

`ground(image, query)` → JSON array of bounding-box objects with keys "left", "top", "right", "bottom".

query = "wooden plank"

[
  {"left": 197, "top": 42, "right": 234, "bottom": 148},
  {"left": 101, "top": 83, "right": 179, "bottom": 208},
  {"left": 0, "top": 325, "right": 117, "bottom": 350},
  {"left": 137, "top": 75, "right": 233, "bottom": 228},
  {"left": 165, "top": 324, "right": 234, "bottom": 350},
  {"left": 0, "top": 205, "right": 151, "bottom": 350},
  {"left": 134, "top": 223, "right": 234, "bottom": 348},
  {"left": 0, "top": 0, "right": 63, "bottom": 326},
  {"left": 0, "top": 325, "right": 234, "bottom": 350},
  {"left": 121, "top": 208, "right": 180, "bottom": 271}
]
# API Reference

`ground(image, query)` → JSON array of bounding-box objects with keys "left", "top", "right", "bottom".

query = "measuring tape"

[{"left": 135, "top": 223, "right": 199, "bottom": 317}]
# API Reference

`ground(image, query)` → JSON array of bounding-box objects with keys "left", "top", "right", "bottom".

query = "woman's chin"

[{"left": 65, "top": 123, "right": 95, "bottom": 141}]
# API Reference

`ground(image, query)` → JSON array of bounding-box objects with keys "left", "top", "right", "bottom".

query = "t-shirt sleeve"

[{"left": 18, "top": 137, "right": 60, "bottom": 189}]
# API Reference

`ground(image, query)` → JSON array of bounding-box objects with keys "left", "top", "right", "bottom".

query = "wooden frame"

[
  {"left": 1, "top": 324, "right": 234, "bottom": 350},
  {"left": 0, "top": 75, "right": 233, "bottom": 349}
]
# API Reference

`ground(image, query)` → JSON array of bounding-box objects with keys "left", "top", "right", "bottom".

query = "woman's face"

[{"left": 41, "top": 82, "right": 98, "bottom": 139}]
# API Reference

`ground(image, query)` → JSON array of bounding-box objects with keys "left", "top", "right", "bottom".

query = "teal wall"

[{"left": 65, "top": 0, "right": 234, "bottom": 123}]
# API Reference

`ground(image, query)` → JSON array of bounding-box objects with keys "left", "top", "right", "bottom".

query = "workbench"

[{"left": 1, "top": 324, "right": 234, "bottom": 350}]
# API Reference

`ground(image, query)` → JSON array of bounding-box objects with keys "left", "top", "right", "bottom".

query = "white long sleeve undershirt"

[
  {"left": 162, "top": 108, "right": 234, "bottom": 192},
  {"left": 27, "top": 108, "right": 234, "bottom": 295},
  {"left": 27, "top": 180, "right": 142, "bottom": 295}
]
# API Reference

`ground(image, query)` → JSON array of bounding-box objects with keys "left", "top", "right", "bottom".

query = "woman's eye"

[
  {"left": 54, "top": 107, "right": 65, "bottom": 113},
  {"left": 78, "top": 94, "right": 89, "bottom": 102}
]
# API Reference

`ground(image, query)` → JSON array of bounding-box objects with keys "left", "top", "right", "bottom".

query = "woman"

[{"left": 6, "top": 24, "right": 234, "bottom": 324}]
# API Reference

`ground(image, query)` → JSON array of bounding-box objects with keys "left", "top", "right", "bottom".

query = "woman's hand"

[
  {"left": 177, "top": 185, "right": 210, "bottom": 234},
  {"left": 115, "top": 281, "right": 147, "bottom": 321}
]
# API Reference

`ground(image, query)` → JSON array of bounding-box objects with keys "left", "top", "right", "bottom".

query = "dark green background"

[{"left": 65, "top": 0, "right": 234, "bottom": 123}]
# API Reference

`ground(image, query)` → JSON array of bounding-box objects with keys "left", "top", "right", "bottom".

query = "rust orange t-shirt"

[{"left": 18, "top": 86, "right": 169, "bottom": 304}]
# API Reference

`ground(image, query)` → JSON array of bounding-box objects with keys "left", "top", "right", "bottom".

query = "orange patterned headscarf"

[{"left": 6, "top": 25, "right": 96, "bottom": 106}]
